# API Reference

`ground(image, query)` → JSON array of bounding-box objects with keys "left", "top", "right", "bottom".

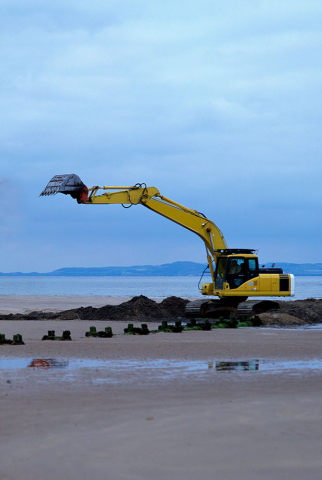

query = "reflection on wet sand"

[
  {"left": 28, "top": 358, "right": 69, "bottom": 369},
  {"left": 208, "top": 360, "right": 259, "bottom": 372},
  {"left": 0, "top": 358, "right": 321, "bottom": 377}
]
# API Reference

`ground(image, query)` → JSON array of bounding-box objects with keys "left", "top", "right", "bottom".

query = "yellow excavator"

[{"left": 40, "top": 174, "right": 294, "bottom": 317}]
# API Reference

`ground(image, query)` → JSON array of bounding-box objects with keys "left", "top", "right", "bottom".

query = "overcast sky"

[{"left": 0, "top": 0, "right": 321, "bottom": 272}]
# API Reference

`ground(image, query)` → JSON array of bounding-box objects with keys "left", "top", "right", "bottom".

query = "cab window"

[
  {"left": 215, "top": 257, "right": 227, "bottom": 289},
  {"left": 245, "top": 258, "right": 258, "bottom": 280},
  {"left": 248, "top": 259, "right": 257, "bottom": 272},
  {"left": 227, "top": 258, "right": 245, "bottom": 288}
]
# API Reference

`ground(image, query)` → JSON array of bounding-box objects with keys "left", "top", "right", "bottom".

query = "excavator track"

[
  {"left": 185, "top": 299, "right": 222, "bottom": 318},
  {"left": 185, "top": 299, "right": 280, "bottom": 319}
]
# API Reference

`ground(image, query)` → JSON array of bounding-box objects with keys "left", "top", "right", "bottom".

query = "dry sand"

[{"left": 0, "top": 296, "right": 322, "bottom": 480}]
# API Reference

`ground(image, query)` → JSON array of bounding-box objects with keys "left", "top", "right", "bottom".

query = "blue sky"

[{"left": 0, "top": 0, "right": 321, "bottom": 272}]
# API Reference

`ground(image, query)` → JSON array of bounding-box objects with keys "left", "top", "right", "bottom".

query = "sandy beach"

[{"left": 0, "top": 295, "right": 322, "bottom": 479}]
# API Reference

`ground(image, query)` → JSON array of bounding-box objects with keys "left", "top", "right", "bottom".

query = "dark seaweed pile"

[
  {"left": 0, "top": 296, "right": 189, "bottom": 322},
  {"left": 277, "top": 299, "right": 322, "bottom": 323},
  {"left": 0, "top": 296, "right": 322, "bottom": 324}
]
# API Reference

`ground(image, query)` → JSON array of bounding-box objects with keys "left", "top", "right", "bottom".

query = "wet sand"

[{"left": 0, "top": 297, "right": 322, "bottom": 479}]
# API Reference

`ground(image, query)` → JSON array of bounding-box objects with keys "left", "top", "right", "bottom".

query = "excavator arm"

[{"left": 40, "top": 175, "right": 228, "bottom": 283}]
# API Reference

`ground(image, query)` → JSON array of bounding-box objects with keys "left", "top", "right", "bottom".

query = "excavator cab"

[
  {"left": 202, "top": 248, "right": 294, "bottom": 301},
  {"left": 214, "top": 249, "right": 259, "bottom": 291},
  {"left": 225, "top": 256, "right": 259, "bottom": 289}
]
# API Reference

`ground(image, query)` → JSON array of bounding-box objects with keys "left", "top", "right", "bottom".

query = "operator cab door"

[
  {"left": 214, "top": 256, "right": 227, "bottom": 290},
  {"left": 225, "top": 257, "right": 259, "bottom": 289}
]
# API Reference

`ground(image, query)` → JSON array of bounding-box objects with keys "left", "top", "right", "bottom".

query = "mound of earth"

[
  {"left": 59, "top": 295, "right": 189, "bottom": 321},
  {"left": 0, "top": 297, "right": 322, "bottom": 325},
  {"left": 0, "top": 295, "right": 189, "bottom": 321},
  {"left": 277, "top": 299, "right": 322, "bottom": 323},
  {"left": 258, "top": 312, "right": 306, "bottom": 326}
]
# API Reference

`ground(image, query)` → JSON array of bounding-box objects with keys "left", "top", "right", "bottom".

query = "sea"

[{"left": 0, "top": 275, "right": 321, "bottom": 300}]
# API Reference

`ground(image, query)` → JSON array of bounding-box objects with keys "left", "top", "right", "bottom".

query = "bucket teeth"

[{"left": 40, "top": 174, "right": 85, "bottom": 196}]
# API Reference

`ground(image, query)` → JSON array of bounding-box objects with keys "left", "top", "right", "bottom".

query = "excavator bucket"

[{"left": 40, "top": 174, "right": 88, "bottom": 203}]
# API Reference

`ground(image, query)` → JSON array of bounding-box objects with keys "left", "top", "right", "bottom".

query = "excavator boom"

[{"left": 41, "top": 174, "right": 227, "bottom": 283}]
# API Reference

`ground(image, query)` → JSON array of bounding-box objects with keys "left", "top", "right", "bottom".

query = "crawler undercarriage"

[{"left": 185, "top": 299, "right": 280, "bottom": 319}]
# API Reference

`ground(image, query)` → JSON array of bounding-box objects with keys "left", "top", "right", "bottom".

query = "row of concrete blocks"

[
  {"left": 125, "top": 320, "right": 184, "bottom": 334},
  {"left": 86, "top": 322, "right": 183, "bottom": 336},
  {"left": 0, "top": 321, "right": 211, "bottom": 346},
  {"left": 87, "top": 320, "right": 206, "bottom": 336},
  {"left": 0, "top": 333, "right": 25, "bottom": 345},
  {"left": 42, "top": 330, "right": 72, "bottom": 341},
  {"left": 8, "top": 320, "right": 215, "bottom": 345},
  {"left": 86, "top": 326, "right": 113, "bottom": 338}
]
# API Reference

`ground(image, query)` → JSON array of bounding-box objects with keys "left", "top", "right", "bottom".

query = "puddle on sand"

[
  {"left": 0, "top": 358, "right": 69, "bottom": 370},
  {"left": 28, "top": 358, "right": 69, "bottom": 369},
  {"left": 211, "top": 361, "right": 259, "bottom": 371},
  {"left": 1, "top": 358, "right": 322, "bottom": 380}
]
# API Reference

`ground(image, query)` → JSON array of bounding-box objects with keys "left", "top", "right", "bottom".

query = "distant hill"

[
  {"left": 0, "top": 261, "right": 322, "bottom": 276},
  {"left": 273, "top": 263, "right": 322, "bottom": 276},
  {"left": 0, "top": 261, "right": 207, "bottom": 277}
]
